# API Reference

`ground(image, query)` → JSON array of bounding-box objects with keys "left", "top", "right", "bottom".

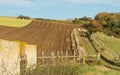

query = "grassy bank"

[
  {"left": 92, "top": 32, "right": 120, "bottom": 56},
  {"left": 0, "top": 17, "right": 31, "bottom": 27},
  {"left": 91, "top": 32, "right": 120, "bottom": 69}
]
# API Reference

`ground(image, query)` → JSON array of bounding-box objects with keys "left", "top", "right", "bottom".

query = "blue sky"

[{"left": 0, "top": 0, "right": 120, "bottom": 19}]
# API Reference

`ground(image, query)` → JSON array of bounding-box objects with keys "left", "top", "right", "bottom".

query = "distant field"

[
  {"left": 0, "top": 17, "right": 32, "bottom": 27},
  {"left": 92, "top": 32, "right": 120, "bottom": 55}
]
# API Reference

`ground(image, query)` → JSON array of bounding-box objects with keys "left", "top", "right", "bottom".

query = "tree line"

[
  {"left": 17, "top": 15, "right": 30, "bottom": 20},
  {"left": 88, "top": 12, "right": 120, "bottom": 38},
  {"left": 72, "top": 12, "right": 120, "bottom": 38}
]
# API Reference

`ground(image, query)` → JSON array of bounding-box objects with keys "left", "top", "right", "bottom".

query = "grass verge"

[{"left": 27, "top": 63, "right": 120, "bottom": 75}]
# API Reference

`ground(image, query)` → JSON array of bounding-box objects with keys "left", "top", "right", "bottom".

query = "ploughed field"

[{"left": 0, "top": 20, "right": 79, "bottom": 56}]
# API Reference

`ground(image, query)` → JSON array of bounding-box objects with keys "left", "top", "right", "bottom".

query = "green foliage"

[
  {"left": 17, "top": 15, "right": 31, "bottom": 20},
  {"left": 28, "top": 63, "right": 120, "bottom": 75},
  {"left": 73, "top": 17, "right": 79, "bottom": 24},
  {"left": 79, "top": 16, "right": 92, "bottom": 21},
  {"left": 88, "top": 20, "right": 103, "bottom": 35},
  {"left": 29, "top": 64, "right": 87, "bottom": 75},
  {"left": 78, "top": 65, "right": 96, "bottom": 73},
  {"left": 72, "top": 17, "right": 91, "bottom": 25},
  {"left": 95, "top": 12, "right": 120, "bottom": 37},
  {"left": 30, "top": 63, "right": 82, "bottom": 75}
]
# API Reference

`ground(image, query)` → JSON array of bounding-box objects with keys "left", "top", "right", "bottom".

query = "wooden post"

[
  {"left": 78, "top": 49, "right": 82, "bottom": 62},
  {"left": 74, "top": 50, "right": 76, "bottom": 63},
  {"left": 66, "top": 50, "right": 68, "bottom": 64},
  {"left": 97, "top": 52, "right": 100, "bottom": 61},
  {"left": 51, "top": 51, "right": 55, "bottom": 64},
  {"left": 82, "top": 50, "right": 85, "bottom": 64},
  {"left": 42, "top": 51, "right": 44, "bottom": 65},
  {"left": 61, "top": 50, "right": 64, "bottom": 62},
  {"left": 57, "top": 51, "right": 59, "bottom": 62}
]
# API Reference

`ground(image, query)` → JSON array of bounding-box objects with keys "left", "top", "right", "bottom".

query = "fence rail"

[{"left": 37, "top": 50, "right": 100, "bottom": 65}]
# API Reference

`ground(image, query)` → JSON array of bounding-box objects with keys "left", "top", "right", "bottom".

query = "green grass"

[
  {"left": 82, "top": 37, "right": 95, "bottom": 54},
  {"left": 92, "top": 32, "right": 120, "bottom": 56},
  {"left": 0, "top": 17, "right": 32, "bottom": 27},
  {"left": 28, "top": 63, "right": 120, "bottom": 75}
]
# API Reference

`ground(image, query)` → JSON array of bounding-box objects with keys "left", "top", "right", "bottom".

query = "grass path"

[{"left": 83, "top": 37, "right": 96, "bottom": 55}]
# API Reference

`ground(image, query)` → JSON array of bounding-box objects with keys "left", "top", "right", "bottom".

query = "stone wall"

[
  {"left": 0, "top": 39, "right": 37, "bottom": 75},
  {"left": 0, "top": 39, "right": 20, "bottom": 75},
  {"left": 25, "top": 43, "right": 37, "bottom": 70}
]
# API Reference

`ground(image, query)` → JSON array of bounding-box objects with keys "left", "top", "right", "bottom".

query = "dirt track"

[{"left": 0, "top": 20, "right": 79, "bottom": 56}]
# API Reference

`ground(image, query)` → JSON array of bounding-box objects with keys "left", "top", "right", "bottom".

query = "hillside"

[{"left": 0, "top": 16, "right": 120, "bottom": 74}]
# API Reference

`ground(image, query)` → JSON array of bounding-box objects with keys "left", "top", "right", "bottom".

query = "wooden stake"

[
  {"left": 51, "top": 51, "right": 55, "bottom": 64},
  {"left": 97, "top": 52, "right": 100, "bottom": 61},
  {"left": 42, "top": 51, "right": 44, "bottom": 65},
  {"left": 57, "top": 51, "right": 59, "bottom": 62},
  {"left": 66, "top": 50, "right": 68, "bottom": 63},
  {"left": 74, "top": 50, "right": 76, "bottom": 63},
  {"left": 61, "top": 50, "right": 63, "bottom": 62},
  {"left": 82, "top": 50, "right": 85, "bottom": 64}
]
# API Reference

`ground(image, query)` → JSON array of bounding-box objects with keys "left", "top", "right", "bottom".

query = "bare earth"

[{"left": 0, "top": 20, "right": 79, "bottom": 56}]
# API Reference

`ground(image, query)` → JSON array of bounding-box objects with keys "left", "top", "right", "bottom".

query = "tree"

[
  {"left": 79, "top": 16, "right": 92, "bottom": 21},
  {"left": 72, "top": 17, "right": 81, "bottom": 24},
  {"left": 24, "top": 16, "right": 30, "bottom": 19},
  {"left": 88, "top": 20, "right": 103, "bottom": 35},
  {"left": 17, "top": 15, "right": 24, "bottom": 19},
  {"left": 73, "top": 17, "right": 79, "bottom": 22},
  {"left": 17, "top": 15, "right": 30, "bottom": 20},
  {"left": 94, "top": 12, "right": 120, "bottom": 37}
]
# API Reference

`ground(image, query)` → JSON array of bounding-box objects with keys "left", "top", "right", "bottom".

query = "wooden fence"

[{"left": 37, "top": 50, "right": 101, "bottom": 65}]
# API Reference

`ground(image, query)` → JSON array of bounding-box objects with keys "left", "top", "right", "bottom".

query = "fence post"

[
  {"left": 61, "top": 50, "right": 64, "bottom": 62},
  {"left": 82, "top": 50, "right": 85, "bottom": 64},
  {"left": 66, "top": 50, "right": 68, "bottom": 64},
  {"left": 42, "top": 51, "right": 44, "bottom": 65},
  {"left": 57, "top": 51, "right": 59, "bottom": 62},
  {"left": 97, "top": 52, "right": 100, "bottom": 61},
  {"left": 51, "top": 51, "right": 55, "bottom": 64},
  {"left": 74, "top": 50, "right": 76, "bottom": 63}
]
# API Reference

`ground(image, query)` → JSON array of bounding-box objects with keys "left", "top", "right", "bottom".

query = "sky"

[{"left": 0, "top": 0, "right": 120, "bottom": 19}]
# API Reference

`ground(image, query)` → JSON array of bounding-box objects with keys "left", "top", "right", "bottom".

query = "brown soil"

[{"left": 0, "top": 20, "right": 80, "bottom": 56}]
